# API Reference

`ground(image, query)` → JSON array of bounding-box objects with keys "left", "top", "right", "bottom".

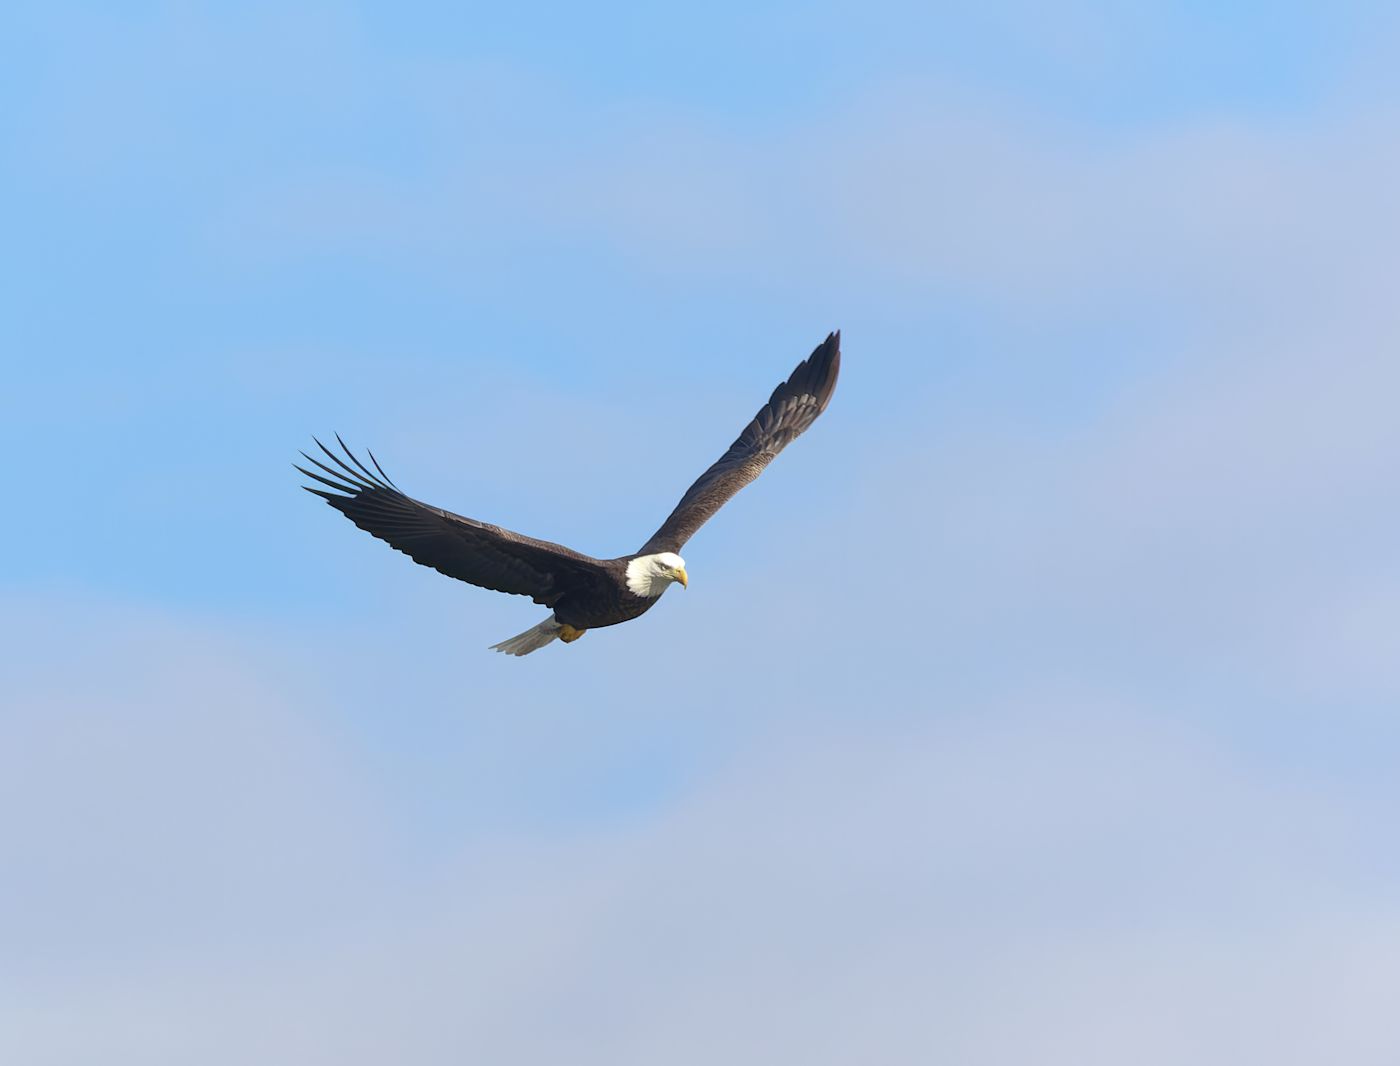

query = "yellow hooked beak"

[{"left": 674, "top": 567, "right": 688, "bottom": 589}]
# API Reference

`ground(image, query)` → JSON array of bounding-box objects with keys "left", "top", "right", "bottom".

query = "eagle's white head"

[{"left": 625, "top": 552, "right": 688, "bottom": 598}]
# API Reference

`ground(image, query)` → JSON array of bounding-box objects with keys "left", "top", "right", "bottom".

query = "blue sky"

[{"left": 4, "top": 3, "right": 1400, "bottom": 1062}]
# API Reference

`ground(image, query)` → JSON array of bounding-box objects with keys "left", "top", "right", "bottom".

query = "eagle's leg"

[{"left": 558, "top": 624, "right": 588, "bottom": 643}]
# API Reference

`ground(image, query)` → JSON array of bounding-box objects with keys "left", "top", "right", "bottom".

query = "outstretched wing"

[
  {"left": 297, "top": 437, "right": 608, "bottom": 607},
  {"left": 638, "top": 331, "right": 841, "bottom": 556}
]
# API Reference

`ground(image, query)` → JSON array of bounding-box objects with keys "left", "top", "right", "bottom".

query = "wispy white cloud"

[
  {"left": 0, "top": 598, "right": 391, "bottom": 967},
  {"left": 4, "top": 629, "right": 1397, "bottom": 1065},
  {"left": 194, "top": 72, "right": 1400, "bottom": 327}
]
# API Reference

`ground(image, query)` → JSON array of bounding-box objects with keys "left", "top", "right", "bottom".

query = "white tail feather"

[{"left": 490, "top": 617, "right": 562, "bottom": 656}]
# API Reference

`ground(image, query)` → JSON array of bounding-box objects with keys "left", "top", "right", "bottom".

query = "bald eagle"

[{"left": 298, "top": 331, "right": 841, "bottom": 655}]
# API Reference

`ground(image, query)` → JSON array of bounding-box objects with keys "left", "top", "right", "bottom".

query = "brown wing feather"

[
  {"left": 638, "top": 331, "right": 841, "bottom": 556},
  {"left": 297, "top": 436, "right": 608, "bottom": 607}
]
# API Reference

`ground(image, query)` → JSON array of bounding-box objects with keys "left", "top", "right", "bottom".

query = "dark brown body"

[{"left": 549, "top": 557, "right": 658, "bottom": 630}]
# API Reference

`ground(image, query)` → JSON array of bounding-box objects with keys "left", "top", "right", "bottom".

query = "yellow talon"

[{"left": 559, "top": 624, "right": 587, "bottom": 643}]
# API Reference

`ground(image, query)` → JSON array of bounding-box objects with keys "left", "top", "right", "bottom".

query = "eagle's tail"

[{"left": 490, "top": 617, "right": 562, "bottom": 656}]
